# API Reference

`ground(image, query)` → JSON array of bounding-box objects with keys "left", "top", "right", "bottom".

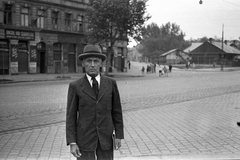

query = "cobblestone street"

[{"left": 1, "top": 69, "right": 240, "bottom": 159}]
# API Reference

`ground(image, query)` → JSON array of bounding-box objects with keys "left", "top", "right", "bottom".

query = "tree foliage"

[
  {"left": 85, "top": 0, "right": 150, "bottom": 74},
  {"left": 139, "top": 22, "right": 188, "bottom": 63}
]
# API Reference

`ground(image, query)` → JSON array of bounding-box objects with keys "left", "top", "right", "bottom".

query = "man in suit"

[{"left": 66, "top": 44, "right": 124, "bottom": 160}]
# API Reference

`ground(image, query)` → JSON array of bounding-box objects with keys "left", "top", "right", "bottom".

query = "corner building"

[
  {"left": 0, "top": 0, "right": 127, "bottom": 75},
  {"left": 0, "top": 0, "right": 90, "bottom": 74}
]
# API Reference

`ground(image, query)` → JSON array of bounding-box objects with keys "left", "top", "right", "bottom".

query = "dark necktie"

[{"left": 91, "top": 76, "right": 99, "bottom": 96}]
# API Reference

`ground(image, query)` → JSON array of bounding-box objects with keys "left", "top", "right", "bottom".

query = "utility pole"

[
  {"left": 1, "top": 43, "right": 4, "bottom": 80},
  {"left": 221, "top": 24, "right": 224, "bottom": 71}
]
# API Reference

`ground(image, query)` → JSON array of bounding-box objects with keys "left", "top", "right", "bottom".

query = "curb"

[{"left": 0, "top": 74, "right": 144, "bottom": 84}]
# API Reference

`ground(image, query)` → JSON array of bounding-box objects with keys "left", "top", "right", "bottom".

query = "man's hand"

[
  {"left": 115, "top": 138, "right": 121, "bottom": 150},
  {"left": 70, "top": 144, "right": 81, "bottom": 158}
]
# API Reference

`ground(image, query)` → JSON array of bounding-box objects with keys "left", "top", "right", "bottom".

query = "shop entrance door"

[
  {"left": 18, "top": 51, "right": 28, "bottom": 73},
  {"left": 68, "top": 53, "right": 75, "bottom": 73},
  {"left": 39, "top": 52, "right": 45, "bottom": 73}
]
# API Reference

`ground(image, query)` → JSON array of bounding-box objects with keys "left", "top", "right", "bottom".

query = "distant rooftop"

[
  {"left": 184, "top": 43, "right": 202, "bottom": 53},
  {"left": 211, "top": 41, "right": 240, "bottom": 54}
]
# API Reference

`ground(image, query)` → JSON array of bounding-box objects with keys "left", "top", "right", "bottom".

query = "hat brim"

[{"left": 78, "top": 53, "right": 106, "bottom": 61}]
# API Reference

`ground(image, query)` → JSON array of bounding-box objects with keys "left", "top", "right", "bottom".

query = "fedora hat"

[{"left": 78, "top": 45, "right": 106, "bottom": 61}]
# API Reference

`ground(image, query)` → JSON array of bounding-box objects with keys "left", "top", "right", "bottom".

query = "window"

[
  {"left": 53, "top": 43, "right": 61, "bottom": 61},
  {"left": 69, "top": 44, "right": 75, "bottom": 52},
  {"left": 0, "top": 40, "right": 8, "bottom": 49},
  {"left": 52, "top": 11, "right": 58, "bottom": 29},
  {"left": 37, "top": 42, "right": 46, "bottom": 50},
  {"left": 4, "top": 4, "right": 12, "bottom": 25},
  {"left": 72, "top": 15, "right": 83, "bottom": 32},
  {"left": 21, "top": 7, "right": 29, "bottom": 27},
  {"left": 65, "top": 13, "right": 71, "bottom": 31},
  {"left": 18, "top": 41, "right": 28, "bottom": 49},
  {"left": 77, "top": 15, "right": 83, "bottom": 32},
  {"left": 37, "top": 10, "right": 45, "bottom": 28},
  {"left": 73, "top": 0, "right": 84, "bottom": 2}
]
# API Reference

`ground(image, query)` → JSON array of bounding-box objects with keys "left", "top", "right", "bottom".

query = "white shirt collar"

[{"left": 86, "top": 74, "right": 100, "bottom": 87}]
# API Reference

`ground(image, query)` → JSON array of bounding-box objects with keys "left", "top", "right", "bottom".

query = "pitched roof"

[
  {"left": 184, "top": 43, "right": 202, "bottom": 53},
  {"left": 160, "top": 48, "right": 189, "bottom": 57},
  {"left": 211, "top": 41, "right": 240, "bottom": 54},
  {"left": 160, "top": 48, "right": 179, "bottom": 57}
]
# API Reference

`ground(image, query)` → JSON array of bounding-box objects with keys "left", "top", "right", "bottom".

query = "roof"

[
  {"left": 211, "top": 41, "right": 240, "bottom": 54},
  {"left": 160, "top": 48, "right": 189, "bottom": 57},
  {"left": 184, "top": 43, "right": 202, "bottom": 53},
  {"left": 160, "top": 49, "right": 179, "bottom": 57}
]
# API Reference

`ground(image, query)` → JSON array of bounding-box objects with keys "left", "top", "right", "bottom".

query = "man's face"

[{"left": 82, "top": 57, "right": 103, "bottom": 77}]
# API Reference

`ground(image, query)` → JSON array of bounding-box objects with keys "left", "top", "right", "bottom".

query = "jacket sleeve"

[
  {"left": 66, "top": 83, "right": 79, "bottom": 145},
  {"left": 112, "top": 80, "right": 124, "bottom": 139}
]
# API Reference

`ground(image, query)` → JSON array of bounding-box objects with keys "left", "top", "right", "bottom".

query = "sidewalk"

[
  {"left": 1, "top": 66, "right": 240, "bottom": 84},
  {"left": 0, "top": 71, "right": 144, "bottom": 84},
  {"left": 1, "top": 58, "right": 240, "bottom": 84},
  {"left": 1, "top": 67, "right": 240, "bottom": 160}
]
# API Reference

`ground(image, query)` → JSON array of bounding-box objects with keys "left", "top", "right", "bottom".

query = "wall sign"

[
  {"left": 5, "top": 29, "right": 35, "bottom": 40},
  {"left": 11, "top": 44, "right": 18, "bottom": 62}
]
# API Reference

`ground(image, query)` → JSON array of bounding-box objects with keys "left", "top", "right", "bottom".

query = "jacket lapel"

[
  {"left": 81, "top": 75, "right": 97, "bottom": 100},
  {"left": 98, "top": 76, "right": 109, "bottom": 101}
]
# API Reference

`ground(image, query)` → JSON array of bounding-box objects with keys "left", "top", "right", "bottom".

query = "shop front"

[
  {"left": 0, "top": 40, "right": 9, "bottom": 75},
  {"left": 4, "top": 29, "right": 35, "bottom": 75}
]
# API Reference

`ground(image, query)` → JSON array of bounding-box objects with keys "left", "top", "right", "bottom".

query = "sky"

[{"left": 128, "top": 0, "right": 240, "bottom": 47}]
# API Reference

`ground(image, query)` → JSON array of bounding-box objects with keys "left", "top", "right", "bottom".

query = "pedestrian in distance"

[
  {"left": 169, "top": 64, "right": 172, "bottom": 73},
  {"left": 159, "top": 68, "right": 163, "bottom": 77},
  {"left": 66, "top": 44, "right": 124, "bottom": 160},
  {"left": 151, "top": 63, "right": 154, "bottom": 73},
  {"left": 163, "top": 65, "right": 169, "bottom": 77},
  {"left": 192, "top": 63, "right": 195, "bottom": 70},
  {"left": 186, "top": 61, "right": 190, "bottom": 70},
  {"left": 146, "top": 65, "right": 151, "bottom": 73},
  {"left": 128, "top": 61, "right": 131, "bottom": 69},
  {"left": 186, "top": 63, "right": 188, "bottom": 70},
  {"left": 213, "top": 62, "right": 216, "bottom": 68},
  {"left": 153, "top": 63, "right": 156, "bottom": 73},
  {"left": 141, "top": 66, "right": 145, "bottom": 74}
]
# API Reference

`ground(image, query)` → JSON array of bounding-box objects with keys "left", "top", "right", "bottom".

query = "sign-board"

[{"left": 5, "top": 29, "right": 35, "bottom": 40}]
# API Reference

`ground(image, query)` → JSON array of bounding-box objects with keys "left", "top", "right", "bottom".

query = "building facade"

[
  {"left": 159, "top": 49, "right": 190, "bottom": 65},
  {"left": 0, "top": 0, "right": 128, "bottom": 75},
  {"left": 189, "top": 40, "right": 240, "bottom": 66}
]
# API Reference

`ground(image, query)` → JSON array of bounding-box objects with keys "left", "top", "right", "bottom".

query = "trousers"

[{"left": 77, "top": 140, "right": 113, "bottom": 160}]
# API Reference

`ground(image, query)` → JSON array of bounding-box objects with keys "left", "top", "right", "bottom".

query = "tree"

[
  {"left": 139, "top": 22, "right": 188, "bottom": 63},
  {"left": 86, "top": 0, "right": 150, "bottom": 75}
]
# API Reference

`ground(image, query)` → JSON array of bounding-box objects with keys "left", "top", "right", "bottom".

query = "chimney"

[{"left": 208, "top": 38, "right": 214, "bottom": 43}]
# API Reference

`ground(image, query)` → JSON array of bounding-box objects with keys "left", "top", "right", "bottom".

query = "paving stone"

[{"left": 1, "top": 71, "right": 240, "bottom": 159}]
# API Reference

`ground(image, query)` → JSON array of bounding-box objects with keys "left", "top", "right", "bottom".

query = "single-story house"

[
  {"left": 189, "top": 39, "right": 240, "bottom": 66},
  {"left": 159, "top": 49, "right": 190, "bottom": 64},
  {"left": 184, "top": 42, "right": 202, "bottom": 53}
]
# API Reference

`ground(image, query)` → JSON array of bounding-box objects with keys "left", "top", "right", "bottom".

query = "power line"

[
  {"left": 222, "top": 0, "right": 240, "bottom": 7},
  {"left": 224, "top": 24, "right": 240, "bottom": 28}
]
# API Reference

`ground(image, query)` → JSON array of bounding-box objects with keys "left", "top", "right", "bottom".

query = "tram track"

[{"left": 1, "top": 85, "right": 240, "bottom": 135}]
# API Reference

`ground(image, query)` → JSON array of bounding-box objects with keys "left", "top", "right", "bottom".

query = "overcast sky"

[{"left": 128, "top": 0, "right": 240, "bottom": 46}]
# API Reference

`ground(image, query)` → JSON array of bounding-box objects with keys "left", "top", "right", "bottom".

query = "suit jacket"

[{"left": 66, "top": 74, "right": 124, "bottom": 151}]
